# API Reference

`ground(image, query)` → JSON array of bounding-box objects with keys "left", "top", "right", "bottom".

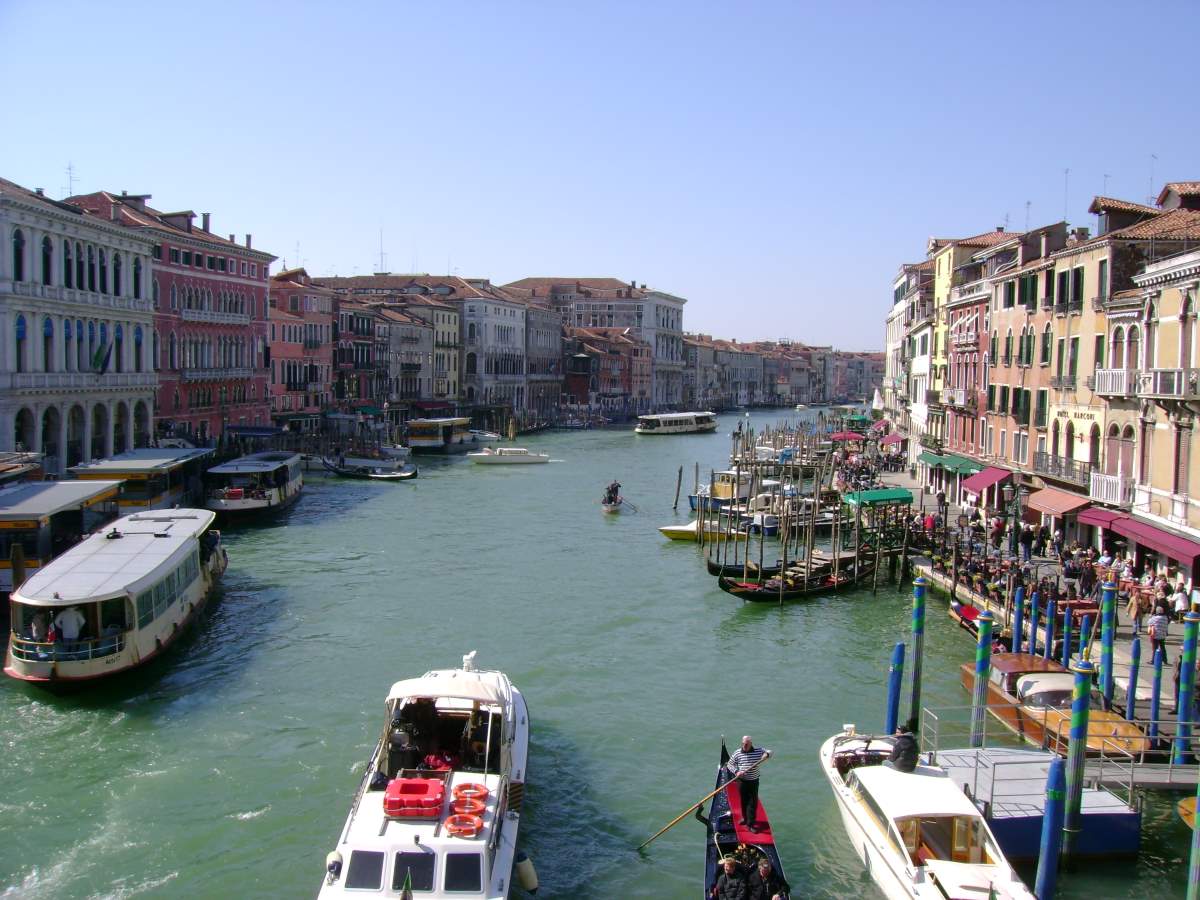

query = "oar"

[
  {"left": 622, "top": 498, "right": 640, "bottom": 513},
  {"left": 636, "top": 753, "right": 769, "bottom": 850}
]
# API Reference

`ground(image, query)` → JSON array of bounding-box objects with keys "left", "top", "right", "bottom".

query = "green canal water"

[{"left": 0, "top": 411, "right": 1192, "bottom": 898}]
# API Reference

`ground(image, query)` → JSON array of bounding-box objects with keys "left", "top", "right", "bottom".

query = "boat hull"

[
  {"left": 206, "top": 484, "right": 302, "bottom": 517},
  {"left": 601, "top": 502, "right": 622, "bottom": 514}
]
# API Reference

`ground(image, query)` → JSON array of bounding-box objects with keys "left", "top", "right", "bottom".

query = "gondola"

[
  {"left": 322, "top": 460, "right": 419, "bottom": 481},
  {"left": 700, "top": 739, "right": 788, "bottom": 899},
  {"left": 705, "top": 558, "right": 783, "bottom": 578},
  {"left": 717, "top": 563, "right": 872, "bottom": 602}
]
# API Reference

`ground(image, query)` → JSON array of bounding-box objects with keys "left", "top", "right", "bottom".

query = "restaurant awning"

[
  {"left": 1077, "top": 507, "right": 1122, "bottom": 529},
  {"left": 1026, "top": 487, "right": 1090, "bottom": 517},
  {"left": 1110, "top": 516, "right": 1200, "bottom": 567},
  {"left": 917, "top": 451, "right": 943, "bottom": 467},
  {"left": 880, "top": 433, "right": 905, "bottom": 446},
  {"left": 843, "top": 487, "right": 914, "bottom": 507},
  {"left": 940, "top": 453, "right": 984, "bottom": 476},
  {"left": 829, "top": 431, "right": 866, "bottom": 441},
  {"left": 961, "top": 466, "right": 1010, "bottom": 496}
]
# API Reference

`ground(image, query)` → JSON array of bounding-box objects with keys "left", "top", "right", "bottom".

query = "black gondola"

[
  {"left": 717, "top": 562, "right": 873, "bottom": 602},
  {"left": 700, "top": 739, "right": 788, "bottom": 898},
  {"left": 322, "top": 460, "right": 419, "bottom": 481},
  {"left": 705, "top": 558, "right": 783, "bottom": 579}
]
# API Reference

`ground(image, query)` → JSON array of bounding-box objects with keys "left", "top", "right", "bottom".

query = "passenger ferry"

[
  {"left": 320, "top": 652, "right": 533, "bottom": 899},
  {"left": 68, "top": 447, "right": 214, "bottom": 512},
  {"left": 4, "top": 509, "right": 227, "bottom": 686},
  {"left": 205, "top": 451, "right": 303, "bottom": 517},
  {"left": 407, "top": 418, "right": 479, "bottom": 454},
  {"left": 821, "top": 727, "right": 1034, "bottom": 900},
  {"left": 633, "top": 411, "right": 718, "bottom": 435}
]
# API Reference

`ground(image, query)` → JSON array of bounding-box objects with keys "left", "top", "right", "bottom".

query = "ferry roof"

[
  {"left": 408, "top": 417, "right": 470, "bottom": 426},
  {"left": 638, "top": 411, "right": 714, "bottom": 419},
  {"left": 68, "top": 447, "right": 214, "bottom": 475},
  {"left": 13, "top": 509, "right": 216, "bottom": 607},
  {"left": 207, "top": 452, "right": 300, "bottom": 474},
  {"left": 854, "top": 764, "right": 981, "bottom": 820},
  {"left": 0, "top": 480, "right": 122, "bottom": 521},
  {"left": 387, "top": 670, "right": 507, "bottom": 706}
]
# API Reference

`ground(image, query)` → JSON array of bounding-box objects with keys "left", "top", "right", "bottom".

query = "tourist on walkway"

[
  {"left": 725, "top": 735, "right": 771, "bottom": 831},
  {"left": 1148, "top": 606, "right": 1171, "bottom": 664},
  {"left": 1173, "top": 583, "right": 1191, "bottom": 622},
  {"left": 1019, "top": 524, "right": 1034, "bottom": 563}
]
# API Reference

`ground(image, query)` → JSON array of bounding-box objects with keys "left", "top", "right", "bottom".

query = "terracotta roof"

[
  {"left": 1157, "top": 182, "right": 1200, "bottom": 205},
  {"left": 1056, "top": 208, "right": 1200, "bottom": 254},
  {"left": 957, "top": 229, "right": 1016, "bottom": 248},
  {"left": 0, "top": 177, "right": 92, "bottom": 219},
  {"left": 376, "top": 308, "right": 426, "bottom": 326},
  {"left": 1087, "top": 196, "right": 1161, "bottom": 216},
  {"left": 316, "top": 273, "right": 514, "bottom": 303},
  {"left": 503, "top": 277, "right": 645, "bottom": 299}
]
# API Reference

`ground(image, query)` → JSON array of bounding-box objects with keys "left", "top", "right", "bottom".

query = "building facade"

[{"left": 269, "top": 268, "right": 335, "bottom": 432}]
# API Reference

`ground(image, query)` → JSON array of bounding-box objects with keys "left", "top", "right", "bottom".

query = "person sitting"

[
  {"left": 885, "top": 726, "right": 919, "bottom": 773},
  {"left": 28, "top": 611, "right": 47, "bottom": 643},
  {"left": 712, "top": 856, "right": 747, "bottom": 900},
  {"left": 746, "top": 856, "right": 790, "bottom": 900},
  {"left": 421, "top": 739, "right": 459, "bottom": 772}
]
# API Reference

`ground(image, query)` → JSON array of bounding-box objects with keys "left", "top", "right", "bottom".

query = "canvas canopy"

[{"left": 387, "top": 672, "right": 506, "bottom": 707}]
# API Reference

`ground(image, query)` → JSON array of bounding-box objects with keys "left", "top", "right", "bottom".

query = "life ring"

[
  {"left": 452, "top": 797, "right": 486, "bottom": 816},
  {"left": 453, "top": 783, "right": 489, "bottom": 802},
  {"left": 444, "top": 813, "right": 483, "bottom": 838}
]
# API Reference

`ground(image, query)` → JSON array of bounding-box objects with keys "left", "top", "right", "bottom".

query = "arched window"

[
  {"left": 76, "top": 320, "right": 84, "bottom": 371},
  {"left": 42, "top": 317, "right": 53, "bottom": 372},
  {"left": 14, "top": 314, "right": 26, "bottom": 373},
  {"left": 1183, "top": 295, "right": 1196, "bottom": 369},
  {"left": 133, "top": 258, "right": 142, "bottom": 299},
  {"left": 87, "top": 321, "right": 96, "bottom": 369},
  {"left": 170, "top": 283, "right": 177, "bottom": 309},
  {"left": 1110, "top": 326, "right": 1125, "bottom": 370},
  {"left": 87, "top": 245, "right": 96, "bottom": 292},
  {"left": 75, "top": 242, "right": 84, "bottom": 288},
  {"left": 11, "top": 228, "right": 25, "bottom": 282},
  {"left": 152, "top": 330, "right": 159, "bottom": 372},
  {"left": 152, "top": 277, "right": 159, "bottom": 307},
  {"left": 169, "top": 333, "right": 177, "bottom": 370},
  {"left": 1126, "top": 325, "right": 1140, "bottom": 371},
  {"left": 466, "top": 352, "right": 477, "bottom": 375},
  {"left": 1089, "top": 424, "right": 1100, "bottom": 468},
  {"left": 41, "top": 236, "right": 52, "bottom": 285},
  {"left": 134, "top": 325, "right": 143, "bottom": 373},
  {"left": 1144, "top": 302, "right": 1158, "bottom": 368},
  {"left": 63, "top": 240, "right": 74, "bottom": 288},
  {"left": 63, "top": 318, "right": 73, "bottom": 370},
  {"left": 1004, "top": 329, "right": 1013, "bottom": 364},
  {"left": 112, "top": 252, "right": 123, "bottom": 297},
  {"left": 1120, "top": 424, "right": 1136, "bottom": 477},
  {"left": 1041, "top": 323, "right": 1052, "bottom": 365},
  {"left": 98, "top": 249, "right": 108, "bottom": 295},
  {"left": 1064, "top": 420, "right": 1075, "bottom": 461}
]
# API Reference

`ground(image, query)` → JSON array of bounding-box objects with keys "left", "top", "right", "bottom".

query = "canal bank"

[{"left": 0, "top": 412, "right": 1192, "bottom": 898}]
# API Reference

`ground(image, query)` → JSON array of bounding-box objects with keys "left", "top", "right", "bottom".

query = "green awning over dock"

[{"left": 843, "top": 488, "right": 914, "bottom": 506}]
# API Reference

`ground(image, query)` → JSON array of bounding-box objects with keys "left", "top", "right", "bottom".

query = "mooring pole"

[
  {"left": 1174, "top": 611, "right": 1200, "bottom": 765},
  {"left": 885, "top": 641, "right": 905, "bottom": 735},
  {"left": 1012, "top": 585, "right": 1025, "bottom": 655},
  {"left": 1100, "top": 581, "right": 1117, "bottom": 710},
  {"left": 1126, "top": 636, "right": 1142, "bottom": 723},
  {"left": 1062, "top": 659, "right": 1095, "bottom": 862},
  {"left": 1044, "top": 599, "right": 1057, "bottom": 662},
  {"left": 908, "top": 576, "right": 927, "bottom": 733},
  {"left": 1149, "top": 647, "right": 1165, "bottom": 750},
  {"left": 970, "top": 611, "right": 994, "bottom": 748},
  {"left": 1062, "top": 605, "right": 1072, "bottom": 667},
  {"left": 1034, "top": 756, "right": 1066, "bottom": 900},
  {"left": 1188, "top": 766, "right": 1200, "bottom": 900},
  {"left": 1029, "top": 592, "right": 1040, "bottom": 657}
]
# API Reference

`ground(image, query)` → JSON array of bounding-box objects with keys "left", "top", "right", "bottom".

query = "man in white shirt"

[
  {"left": 1174, "top": 584, "right": 1192, "bottom": 622},
  {"left": 53, "top": 606, "right": 86, "bottom": 644}
]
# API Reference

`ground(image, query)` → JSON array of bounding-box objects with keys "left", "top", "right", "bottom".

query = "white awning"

[{"left": 387, "top": 672, "right": 505, "bottom": 706}]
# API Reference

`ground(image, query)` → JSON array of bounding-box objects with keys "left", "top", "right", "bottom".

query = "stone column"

[
  {"left": 57, "top": 403, "right": 69, "bottom": 476},
  {"left": 124, "top": 400, "right": 134, "bottom": 450},
  {"left": 0, "top": 409, "right": 14, "bottom": 452},
  {"left": 31, "top": 403, "right": 43, "bottom": 458},
  {"left": 104, "top": 401, "right": 115, "bottom": 458},
  {"left": 82, "top": 403, "right": 93, "bottom": 463}
]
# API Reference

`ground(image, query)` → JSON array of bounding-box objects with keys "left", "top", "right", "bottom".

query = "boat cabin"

[
  {"left": 0, "top": 480, "right": 122, "bottom": 594},
  {"left": 205, "top": 452, "right": 301, "bottom": 502},
  {"left": 987, "top": 653, "right": 1068, "bottom": 695},
  {"left": 1014, "top": 672, "right": 1076, "bottom": 709},
  {"left": 634, "top": 411, "right": 718, "bottom": 434},
  {"left": 68, "top": 448, "right": 215, "bottom": 512},
  {"left": 407, "top": 418, "right": 473, "bottom": 451}
]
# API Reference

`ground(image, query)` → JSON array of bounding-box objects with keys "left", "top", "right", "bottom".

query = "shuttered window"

[{"left": 1176, "top": 426, "right": 1192, "bottom": 495}]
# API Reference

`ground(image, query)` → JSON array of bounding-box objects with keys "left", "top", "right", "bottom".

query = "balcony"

[
  {"left": 950, "top": 330, "right": 979, "bottom": 349},
  {"left": 1090, "top": 471, "right": 1135, "bottom": 507},
  {"left": 5, "top": 280, "right": 154, "bottom": 314},
  {"left": 0, "top": 371, "right": 157, "bottom": 391},
  {"left": 182, "top": 308, "right": 251, "bottom": 325},
  {"left": 1050, "top": 375, "right": 1077, "bottom": 390},
  {"left": 1088, "top": 368, "right": 1137, "bottom": 398},
  {"left": 1032, "top": 450, "right": 1094, "bottom": 486},
  {"left": 906, "top": 302, "right": 934, "bottom": 328},
  {"left": 1137, "top": 368, "right": 1200, "bottom": 400},
  {"left": 919, "top": 433, "right": 942, "bottom": 452},
  {"left": 949, "top": 280, "right": 989, "bottom": 305},
  {"left": 1067, "top": 298, "right": 1083, "bottom": 314},
  {"left": 303, "top": 339, "right": 322, "bottom": 349},
  {"left": 942, "top": 387, "right": 965, "bottom": 407},
  {"left": 1091, "top": 294, "right": 1110, "bottom": 312},
  {"left": 181, "top": 366, "right": 253, "bottom": 382}
]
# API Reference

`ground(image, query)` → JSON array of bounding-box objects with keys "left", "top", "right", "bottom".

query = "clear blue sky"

[{"left": 3, "top": 1, "right": 1195, "bottom": 351}]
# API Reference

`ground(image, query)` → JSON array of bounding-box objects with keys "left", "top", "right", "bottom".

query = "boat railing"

[{"left": 9, "top": 632, "right": 126, "bottom": 663}]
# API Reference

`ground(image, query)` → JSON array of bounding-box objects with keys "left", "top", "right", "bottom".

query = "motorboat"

[
  {"left": 659, "top": 520, "right": 749, "bottom": 542},
  {"left": 204, "top": 451, "right": 303, "bottom": 517},
  {"left": 324, "top": 460, "right": 419, "bottom": 481},
  {"left": 821, "top": 727, "right": 1035, "bottom": 900},
  {"left": 701, "top": 739, "right": 789, "bottom": 898},
  {"left": 470, "top": 430, "right": 502, "bottom": 442},
  {"left": 959, "top": 653, "right": 1150, "bottom": 756},
  {"left": 5, "top": 509, "right": 227, "bottom": 686},
  {"left": 324, "top": 452, "right": 410, "bottom": 473},
  {"left": 467, "top": 448, "right": 549, "bottom": 465},
  {"left": 688, "top": 470, "right": 753, "bottom": 511},
  {"left": 319, "top": 652, "right": 533, "bottom": 899},
  {"left": 634, "top": 411, "right": 718, "bottom": 435}
]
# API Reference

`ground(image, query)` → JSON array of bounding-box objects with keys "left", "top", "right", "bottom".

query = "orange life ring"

[
  {"left": 453, "top": 783, "right": 489, "bottom": 802},
  {"left": 452, "top": 797, "right": 486, "bottom": 816},
  {"left": 444, "top": 813, "right": 483, "bottom": 838}
]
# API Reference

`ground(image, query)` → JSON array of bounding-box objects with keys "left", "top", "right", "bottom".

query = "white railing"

[
  {"left": 181, "top": 308, "right": 251, "bottom": 325},
  {"left": 1137, "top": 368, "right": 1200, "bottom": 399},
  {"left": 0, "top": 371, "right": 156, "bottom": 391},
  {"left": 1091, "top": 368, "right": 1135, "bottom": 397},
  {"left": 181, "top": 367, "right": 253, "bottom": 382},
  {"left": 942, "top": 387, "right": 966, "bottom": 406},
  {"left": 1090, "top": 471, "right": 1135, "bottom": 507},
  {"left": 4, "top": 280, "right": 153, "bottom": 313},
  {"left": 949, "top": 281, "right": 989, "bottom": 303}
]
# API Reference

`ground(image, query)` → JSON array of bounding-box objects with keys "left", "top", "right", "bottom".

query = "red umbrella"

[
  {"left": 880, "top": 433, "right": 905, "bottom": 445},
  {"left": 829, "top": 431, "right": 866, "bottom": 442}
]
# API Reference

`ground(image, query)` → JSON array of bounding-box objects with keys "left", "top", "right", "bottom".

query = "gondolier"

[{"left": 725, "top": 735, "right": 771, "bottom": 831}]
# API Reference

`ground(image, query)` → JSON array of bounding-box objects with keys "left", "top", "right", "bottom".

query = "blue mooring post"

[
  {"left": 908, "top": 577, "right": 927, "bottom": 733},
  {"left": 1035, "top": 756, "right": 1066, "bottom": 900},
  {"left": 1062, "top": 605, "right": 1073, "bottom": 667},
  {"left": 1173, "top": 611, "right": 1200, "bottom": 765},
  {"left": 1100, "top": 581, "right": 1117, "bottom": 710},
  {"left": 1188, "top": 769, "right": 1200, "bottom": 900},
  {"left": 1044, "top": 599, "right": 1057, "bottom": 662},
  {"left": 885, "top": 642, "right": 905, "bottom": 735},
  {"left": 1063, "top": 659, "right": 1094, "bottom": 861},
  {"left": 1126, "top": 637, "right": 1142, "bottom": 723},
  {"left": 1030, "top": 592, "right": 1041, "bottom": 657},
  {"left": 970, "top": 612, "right": 995, "bottom": 748},
  {"left": 1149, "top": 647, "right": 1165, "bottom": 749},
  {"left": 1079, "top": 615, "right": 1092, "bottom": 663},
  {"left": 1012, "top": 585, "right": 1025, "bottom": 655}
]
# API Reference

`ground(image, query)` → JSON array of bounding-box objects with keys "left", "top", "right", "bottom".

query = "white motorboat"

[
  {"left": 320, "top": 652, "right": 533, "bottom": 899},
  {"left": 634, "top": 411, "right": 718, "bottom": 434},
  {"left": 821, "top": 727, "right": 1034, "bottom": 900},
  {"left": 467, "top": 448, "right": 549, "bottom": 465},
  {"left": 5, "top": 509, "right": 227, "bottom": 686},
  {"left": 204, "top": 451, "right": 303, "bottom": 516},
  {"left": 470, "top": 430, "right": 502, "bottom": 442}
]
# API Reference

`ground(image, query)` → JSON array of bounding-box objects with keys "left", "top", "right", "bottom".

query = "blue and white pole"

[
  {"left": 970, "top": 612, "right": 995, "bottom": 748},
  {"left": 908, "top": 577, "right": 927, "bottom": 733},
  {"left": 1100, "top": 581, "right": 1117, "bottom": 710},
  {"left": 885, "top": 641, "right": 905, "bottom": 735},
  {"left": 1063, "top": 659, "right": 1094, "bottom": 861}
]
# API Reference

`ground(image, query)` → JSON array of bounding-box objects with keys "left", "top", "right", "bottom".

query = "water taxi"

[
  {"left": 822, "top": 727, "right": 1034, "bottom": 900},
  {"left": 407, "top": 418, "right": 478, "bottom": 455},
  {"left": 68, "top": 447, "right": 214, "bottom": 512},
  {"left": 4, "top": 509, "right": 227, "bottom": 686},
  {"left": 689, "top": 470, "right": 753, "bottom": 511},
  {"left": 204, "top": 451, "right": 303, "bottom": 517},
  {"left": 467, "top": 448, "right": 549, "bottom": 465},
  {"left": 634, "top": 411, "right": 718, "bottom": 435},
  {"left": 320, "top": 652, "right": 533, "bottom": 899}
]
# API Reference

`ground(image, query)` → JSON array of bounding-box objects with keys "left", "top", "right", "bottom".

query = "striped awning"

[{"left": 1026, "top": 487, "right": 1090, "bottom": 517}]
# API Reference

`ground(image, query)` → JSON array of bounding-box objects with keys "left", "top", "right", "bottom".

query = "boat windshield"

[
  {"left": 637, "top": 417, "right": 659, "bottom": 430},
  {"left": 1020, "top": 688, "right": 1073, "bottom": 709},
  {"left": 895, "top": 815, "right": 1001, "bottom": 866}
]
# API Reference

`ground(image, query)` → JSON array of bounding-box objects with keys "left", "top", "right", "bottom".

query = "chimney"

[
  {"left": 996, "top": 226, "right": 1005, "bottom": 232},
  {"left": 229, "top": 234, "right": 235, "bottom": 243},
  {"left": 245, "top": 234, "right": 252, "bottom": 249},
  {"left": 1040, "top": 232, "right": 1049, "bottom": 257},
  {"left": 34, "top": 188, "right": 43, "bottom": 196},
  {"left": 110, "top": 202, "right": 120, "bottom": 222},
  {"left": 201, "top": 212, "right": 211, "bottom": 232}
]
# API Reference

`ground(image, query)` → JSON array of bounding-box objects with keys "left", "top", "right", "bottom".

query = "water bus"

[
  {"left": 634, "top": 411, "right": 718, "bottom": 435},
  {"left": 4, "top": 509, "right": 227, "bottom": 686},
  {"left": 408, "top": 418, "right": 479, "bottom": 455},
  {"left": 204, "top": 451, "right": 303, "bottom": 517},
  {"left": 822, "top": 727, "right": 1034, "bottom": 900},
  {"left": 68, "top": 447, "right": 214, "bottom": 513},
  {"left": 467, "top": 448, "right": 549, "bottom": 465},
  {"left": 320, "top": 652, "right": 533, "bottom": 899},
  {"left": 0, "top": 480, "right": 122, "bottom": 595}
]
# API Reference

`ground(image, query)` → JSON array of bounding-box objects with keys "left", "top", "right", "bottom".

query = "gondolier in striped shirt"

[{"left": 725, "top": 735, "right": 771, "bottom": 832}]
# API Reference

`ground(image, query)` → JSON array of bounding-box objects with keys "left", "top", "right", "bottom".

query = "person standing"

[
  {"left": 1172, "top": 582, "right": 1190, "bottom": 623},
  {"left": 1019, "top": 524, "right": 1035, "bottom": 563},
  {"left": 1148, "top": 606, "right": 1171, "bottom": 664},
  {"left": 726, "top": 735, "right": 771, "bottom": 832}
]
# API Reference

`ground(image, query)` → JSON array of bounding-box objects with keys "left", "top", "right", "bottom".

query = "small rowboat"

[
  {"left": 601, "top": 498, "right": 623, "bottom": 514},
  {"left": 659, "top": 520, "right": 749, "bottom": 542},
  {"left": 702, "top": 739, "right": 788, "bottom": 899}
]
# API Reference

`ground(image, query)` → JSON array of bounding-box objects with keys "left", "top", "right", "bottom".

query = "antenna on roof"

[
  {"left": 1063, "top": 168, "right": 1070, "bottom": 222},
  {"left": 1148, "top": 153, "right": 1158, "bottom": 205},
  {"left": 62, "top": 161, "right": 77, "bottom": 199},
  {"left": 1003, "top": 212, "right": 1009, "bottom": 230},
  {"left": 378, "top": 229, "right": 386, "bottom": 274}
]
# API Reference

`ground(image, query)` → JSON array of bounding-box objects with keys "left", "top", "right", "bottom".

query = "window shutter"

[{"left": 1177, "top": 426, "right": 1192, "bottom": 495}]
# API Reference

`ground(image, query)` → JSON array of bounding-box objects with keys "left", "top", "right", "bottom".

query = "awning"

[
  {"left": 1026, "top": 487, "right": 1090, "bottom": 517},
  {"left": 412, "top": 401, "right": 453, "bottom": 411},
  {"left": 843, "top": 488, "right": 914, "bottom": 507},
  {"left": 1077, "top": 507, "right": 1122, "bottom": 529},
  {"left": 940, "top": 453, "right": 984, "bottom": 476},
  {"left": 387, "top": 674, "right": 505, "bottom": 706},
  {"left": 1110, "top": 516, "right": 1200, "bottom": 567},
  {"left": 961, "top": 466, "right": 1010, "bottom": 496},
  {"left": 829, "top": 431, "right": 866, "bottom": 441},
  {"left": 917, "top": 451, "right": 943, "bottom": 467},
  {"left": 880, "top": 433, "right": 905, "bottom": 446}
]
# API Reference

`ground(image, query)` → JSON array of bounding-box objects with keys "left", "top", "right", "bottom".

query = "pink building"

[
  {"left": 269, "top": 268, "right": 335, "bottom": 432},
  {"left": 68, "top": 192, "right": 276, "bottom": 443}
]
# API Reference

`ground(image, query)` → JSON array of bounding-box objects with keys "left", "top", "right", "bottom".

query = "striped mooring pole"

[
  {"left": 885, "top": 641, "right": 905, "bottom": 735},
  {"left": 1174, "top": 611, "right": 1200, "bottom": 765},
  {"left": 1188, "top": 764, "right": 1200, "bottom": 900},
  {"left": 1149, "top": 647, "right": 1165, "bottom": 750},
  {"left": 1126, "top": 637, "right": 1142, "bottom": 723},
  {"left": 1044, "top": 599, "right": 1057, "bottom": 662},
  {"left": 1100, "top": 581, "right": 1117, "bottom": 709},
  {"left": 908, "top": 577, "right": 927, "bottom": 733},
  {"left": 1061, "top": 604, "right": 1073, "bottom": 667},
  {"left": 1029, "top": 592, "right": 1040, "bottom": 657},
  {"left": 1063, "top": 659, "right": 1095, "bottom": 861},
  {"left": 1035, "top": 756, "right": 1066, "bottom": 900},
  {"left": 1012, "top": 585, "right": 1025, "bottom": 655},
  {"left": 970, "top": 611, "right": 994, "bottom": 748}
]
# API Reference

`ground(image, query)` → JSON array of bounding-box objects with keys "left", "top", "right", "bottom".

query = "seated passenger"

[
  {"left": 884, "top": 726, "right": 919, "bottom": 773},
  {"left": 421, "top": 739, "right": 459, "bottom": 772}
]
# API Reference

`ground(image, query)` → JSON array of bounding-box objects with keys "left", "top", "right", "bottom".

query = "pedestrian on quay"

[
  {"left": 1173, "top": 582, "right": 1191, "bottom": 622},
  {"left": 725, "top": 736, "right": 771, "bottom": 832},
  {"left": 1148, "top": 606, "right": 1171, "bottom": 664},
  {"left": 1019, "top": 523, "right": 1035, "bottom": 563}
]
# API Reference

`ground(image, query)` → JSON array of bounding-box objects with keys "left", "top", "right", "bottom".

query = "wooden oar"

[
  {"left": 636, "top": 753, "right": 769, "bottom": 850},
  {"left": 622, "top": 498, "right": 640, "bottom": 513}
]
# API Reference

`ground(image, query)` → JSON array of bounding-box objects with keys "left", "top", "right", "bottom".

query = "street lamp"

[{"left": 1002, "top": 482, "right": 1028, "bottom": 557}]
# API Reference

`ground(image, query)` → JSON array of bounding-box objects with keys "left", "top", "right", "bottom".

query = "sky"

[{"left": 2, "top": 1, "right": 1197, "bottom": 351}]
